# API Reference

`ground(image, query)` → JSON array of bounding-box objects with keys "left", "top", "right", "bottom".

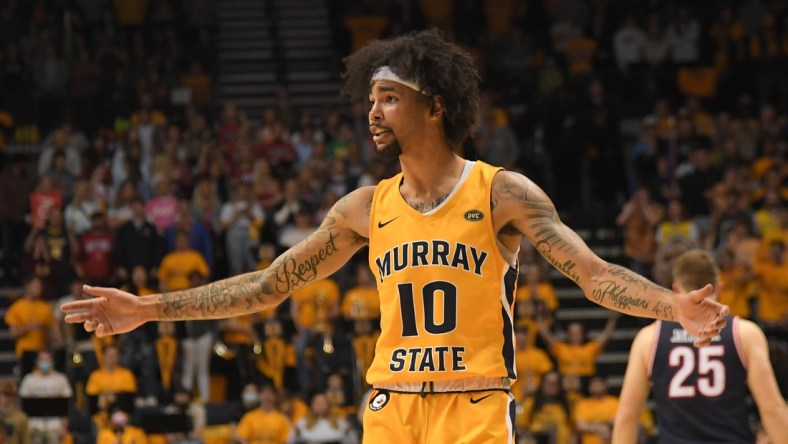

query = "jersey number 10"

[
  {"left": 398, "top": 281, "right": 458, "bottom": 337},
  {"left": 668, "top": 345, "right": 726, "bottom": 398}
]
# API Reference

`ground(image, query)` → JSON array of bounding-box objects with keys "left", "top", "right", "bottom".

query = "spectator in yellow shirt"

[
  {"left": 5, "top": 276, "right": 60, "bottom": 376},
  {"left": 278, "top": 389, "right": 308, "bottom": 425},
  {"left": 157, "top": 230, "right": 210, "bottom": 292},
  {"left": 717, "top": 248, "right": 753, "bottom": 318},
  {"left": 538, "top": 313, "right": 618, "bottom": 398},
  {"left": 574, "top": 377, "right": 619, "bottom": 444},
  {"left": 86, "top": 345, "right": 137, "bottom": 396},
  {"left": 96, "top": 409, "right": 148, "bottom": 444},
  {"left": 340, "top": 263, "right": 380, "bottom": 322},
  {"left": 234, "top": 384, "right": 292, "bottom": 444},
  {"left": 753, "top": 239, "right": 788, "bottom": 323},
  {"left": 510, "top": 327, "right": 553, "bottom": 402}
]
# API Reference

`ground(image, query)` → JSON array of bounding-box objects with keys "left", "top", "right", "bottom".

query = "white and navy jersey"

[{"left": 649, "top": 316, "right": 753, "bottom": 443}]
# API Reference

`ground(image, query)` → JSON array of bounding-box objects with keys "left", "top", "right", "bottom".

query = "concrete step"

[
  {"left": 555, "top": 307, "right": 609, "bottom": 321},
  {"left": 217, "top": 97, "right": 278, "bottom": 108},
  {"left": 290, "top": 95, "right": 346, "bottom": 107},
  {"left": 219, "top": 60, "right": 278, "bottom": 73},
  {"left": 217, "top": 9, "right": 266, "bottom": 19},
  {"left": 285, "top": 47, "right": 333, "bottom": 59},
  {"left": 596, "top": 352, "right": 629, "bottom": 364},
  {"left": 219, "top": 0, "right": 265, "bottom": 8},
  {"left": 218, "top": 72, "right": 277, "bottom": 83},
  {"left": 279, "top": 27, "right": 331, "bottom": 39},
  {"left": 285, "top": 71, "right": 335, "bottom": 81},
  {"left": 220, "top": 20, "right": 272, "bottom": 31},
  {"left": 217, "top": 49, "right": 274, "bottom": 61},
  {"left": 218, "top": 39, "right": 274, "bottom": 50},
  {"left": 288, "top": 82, "right": 343, "bottom": 94},
  {"left": 281, "top": 39, "right": 332, "bottom": 50},
  {"left": 277, "top": 17, "right": 329, "bottom": 29},
  {"left": 217, "top": 84, "right": 281, "bottom": 96},
  {"left": 218, "top": 29, "right": 272, "bottom": 41}
]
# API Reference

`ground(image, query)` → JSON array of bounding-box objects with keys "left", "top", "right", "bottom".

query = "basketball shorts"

[{"left": 362, "top": 389, "right": 516, "bottom": 444}]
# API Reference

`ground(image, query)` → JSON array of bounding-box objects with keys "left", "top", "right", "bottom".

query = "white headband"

[{"left": 370, "top": 66, "right": 423, "bottom": 93}]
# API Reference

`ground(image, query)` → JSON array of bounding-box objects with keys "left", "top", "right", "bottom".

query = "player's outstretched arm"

[
  {"left": 61, "top": 187, "right": 375, "bottom": 337},
  {"left": 611, "top": 325, "right": 653, "bottom": 444},
  {"left": 739, "top": 319, "right": 788, "bottom": 443},
  {"left": 492, "top": 171, "right": 728, "bottom": 346}
]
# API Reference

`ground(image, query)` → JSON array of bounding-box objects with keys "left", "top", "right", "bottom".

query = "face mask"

[
  {"left": 110, "top": 411, "right": 128, "bottom": 428},
  {"left": 38, "top": 362, "right": 53, "bottom": 373},
  {"left": 242, "top": 392, "right": 259, "bottom": 405}
]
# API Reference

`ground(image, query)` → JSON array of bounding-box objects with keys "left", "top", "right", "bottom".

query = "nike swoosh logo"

[
  {"left": 469, "top": 393, "right": 494, "bottom": 404},
  {"left": 377, "top": 217, "right": 399, "bottom": 229}
]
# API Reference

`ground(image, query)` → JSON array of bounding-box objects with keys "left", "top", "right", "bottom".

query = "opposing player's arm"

[
  {"left": 611, "top": 324, "right": 654, "bottom": 444},
  {"left": 61, "top": 187, "right": 375, "bottom": 337},
  {"left": 492, "top": 171, "right": 727, "bottom": 345},
  {"left": 739, "top": 319, "right": 788, "bottom": 444}
]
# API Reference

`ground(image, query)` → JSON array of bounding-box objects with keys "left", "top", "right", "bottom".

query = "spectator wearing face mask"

[
  {"left": 96, "top": 409, "right": 147, "bottom": 444},
  {"left": 18, "top": 350, "right": 72, "bottom": 444}
]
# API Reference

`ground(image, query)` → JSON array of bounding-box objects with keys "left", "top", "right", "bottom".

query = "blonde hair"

[{"left": 671, "top": 249, "right": 719, "bottom": 292}]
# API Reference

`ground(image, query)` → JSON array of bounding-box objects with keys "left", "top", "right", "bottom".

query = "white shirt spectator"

[
  {"left": 665, "top": 19, "right": 700, "bottom": 63},
  {"left": 291, "top": 416, "right": 356, "bottom": 444},
  {"left": 614, "top": 20, "right": 647, "bottom": 71}
]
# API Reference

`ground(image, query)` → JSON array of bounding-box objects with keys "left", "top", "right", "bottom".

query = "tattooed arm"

[
  {"left": 60, "top": 187, "right": 376, "bottom": 337},
  {"left": 491, "top": 171, "right": 728, "bottom": 346}
]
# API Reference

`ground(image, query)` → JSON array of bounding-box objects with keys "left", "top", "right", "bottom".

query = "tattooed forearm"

[
  {"left": 158, "top": 269, "right": 275, "bottom": 320},
  {"left": 606, "top": 264, "right": 663, "bottom": 292},
  {"left": 156, "top": 227, "right": 351, "bottom": 321},
  {"left": 590, "top": 265, "right": 675, "bottom": 320}
]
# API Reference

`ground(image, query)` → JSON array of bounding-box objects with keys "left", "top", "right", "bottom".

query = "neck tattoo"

[{"left": 407, "top": 194, "right": 449, "bottom": 214}]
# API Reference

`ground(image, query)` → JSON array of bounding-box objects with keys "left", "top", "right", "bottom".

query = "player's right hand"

[{"left": 60, "top": 286, "right": 149, "bottom": 337}]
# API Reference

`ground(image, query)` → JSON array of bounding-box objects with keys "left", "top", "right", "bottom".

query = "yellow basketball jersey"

[{"left": 366, "top": 161, "right": 518, "bottom": 388}]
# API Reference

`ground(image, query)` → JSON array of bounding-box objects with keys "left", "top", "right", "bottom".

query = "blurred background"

[{"left": 0, "top": 0, "right": 785, "bottom": 443}]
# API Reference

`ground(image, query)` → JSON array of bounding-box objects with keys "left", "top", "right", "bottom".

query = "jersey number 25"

[{"left": 668, "top": 345, "right": 726, "bottom": 398}]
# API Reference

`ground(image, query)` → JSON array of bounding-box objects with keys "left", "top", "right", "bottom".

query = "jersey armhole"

[
  {"left": 731, "top": 316, "right": 748, "bottom": 369},
  {"left": 647, "top": 321, "right": 661, "bottom": 378}
]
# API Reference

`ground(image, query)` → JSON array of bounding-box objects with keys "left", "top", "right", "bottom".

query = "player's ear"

[{"left": 428, "top": 95, "right": 445, "bottom": 120}]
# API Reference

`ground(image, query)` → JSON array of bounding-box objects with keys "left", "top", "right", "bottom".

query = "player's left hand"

[{"left": 675, "top": 284, "right": 729, "bottom": 347}]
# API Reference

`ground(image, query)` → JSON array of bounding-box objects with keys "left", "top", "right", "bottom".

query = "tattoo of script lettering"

[
  {"left": 274, "top": 231, "right": 340, "bottom": 293},
  {"left": 607, "top": 264, "right": 662, "bottom": 291},
  {"left": 592, "top": 280, "right": 650, "bottom": 311},
  {"left": 493, "top": 173, "right": 581, "bottom": 283},
  {"left": 157, "top": 229, "right": 342, "bottom": 320}
]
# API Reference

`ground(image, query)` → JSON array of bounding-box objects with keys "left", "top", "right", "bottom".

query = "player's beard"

[{"left": 376, "top": 138, "right": 402, "bottom": 160}]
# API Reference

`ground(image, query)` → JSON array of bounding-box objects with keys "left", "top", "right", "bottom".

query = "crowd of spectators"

[{"left": 0, "top": 0, "right": 786, "bottom": 443}]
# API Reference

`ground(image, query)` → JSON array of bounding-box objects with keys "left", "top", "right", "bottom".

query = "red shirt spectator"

[
  {"left": 29, "top": 176, "right": 63, "bottom": 229},
  {"left": 76, "top": 212, "right": 115, "bottom": 285}
]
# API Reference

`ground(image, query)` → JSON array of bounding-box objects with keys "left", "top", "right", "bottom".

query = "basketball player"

[
  {"left": 63, "top": 31, "right": 729, "bottom": 443},
  {"left": 612, "top": 250, "right": 787, "bottom": 444}
]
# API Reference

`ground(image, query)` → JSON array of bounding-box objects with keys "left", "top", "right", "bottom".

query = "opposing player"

[
  {"left": 612, "top": 250, "right": 788, "bottom": 444},
  {"left": 63, "top": 31, "right": 729, "bottom": 443}
]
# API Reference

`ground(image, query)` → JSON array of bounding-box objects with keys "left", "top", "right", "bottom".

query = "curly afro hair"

[{"left": 342, "top": 29, "right": 481, "bottom": 149}]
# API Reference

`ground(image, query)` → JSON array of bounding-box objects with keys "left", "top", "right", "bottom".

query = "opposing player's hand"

[
  {"left": 60, "top": 286, "right": 149, "bottom": 337},
  {"left": 675, "top": 284, "right": 729, "bottom": 347}
]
